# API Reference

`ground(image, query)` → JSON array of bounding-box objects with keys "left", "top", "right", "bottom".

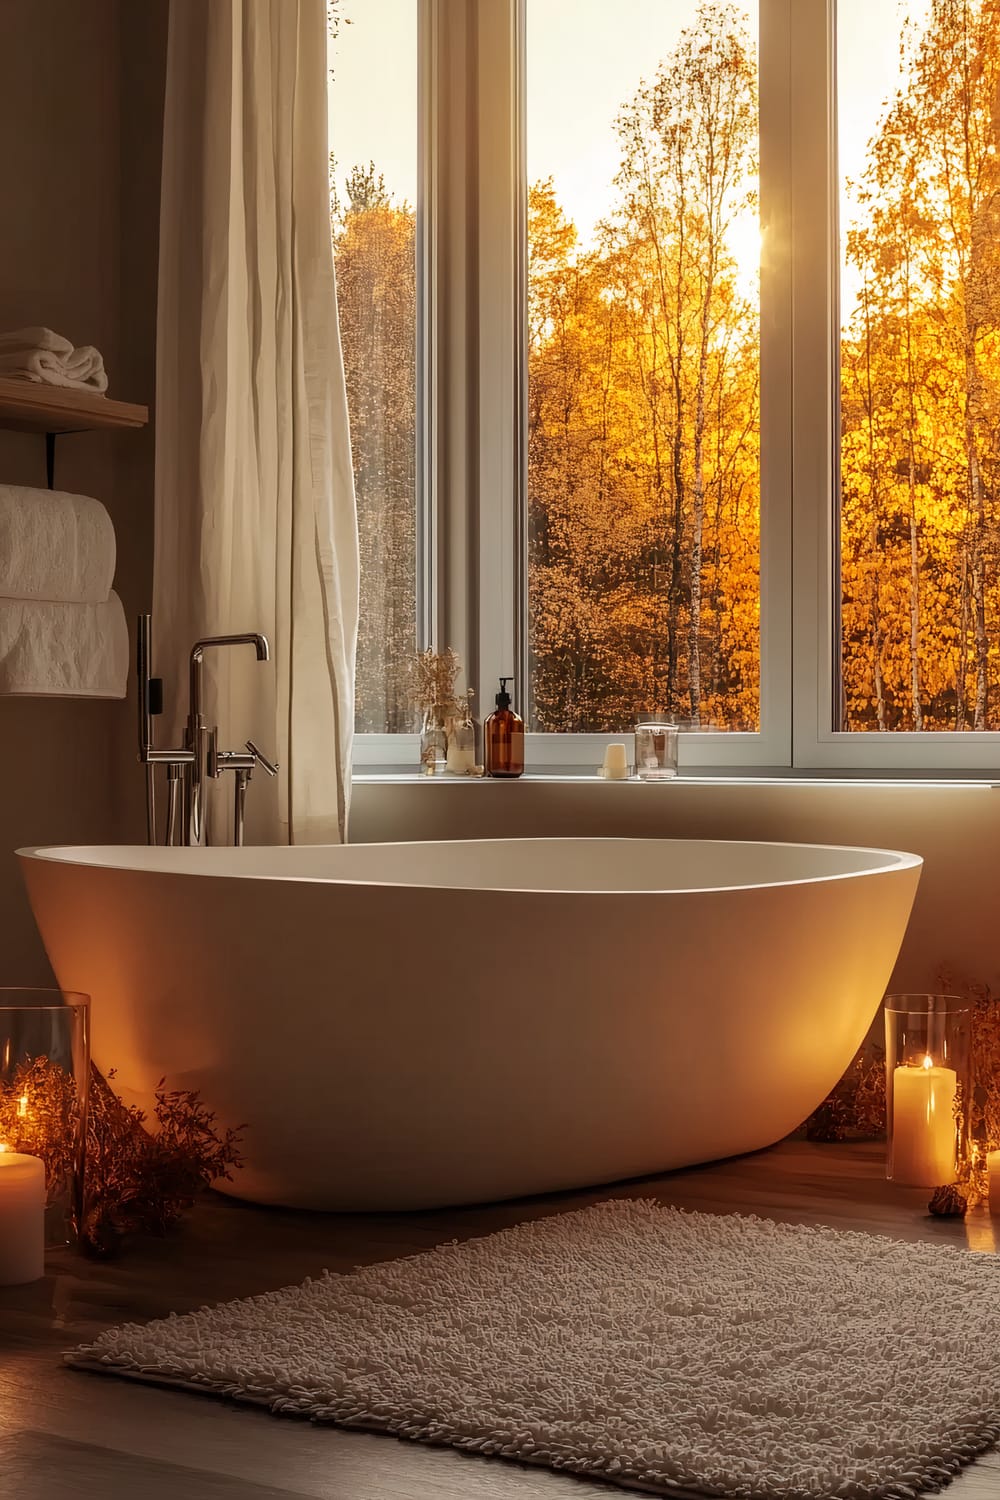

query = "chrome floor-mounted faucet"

[{"left": 137, "top": 614, "right": 278, "bottom": 846}]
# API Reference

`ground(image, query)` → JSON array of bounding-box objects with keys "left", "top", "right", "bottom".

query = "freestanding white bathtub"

[{"left": 18, "top": 839, "right": 921, "bottom": 1211}]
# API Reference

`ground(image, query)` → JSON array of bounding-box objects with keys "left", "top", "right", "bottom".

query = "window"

[
  {"left": 527, "top": 2, "right": 761, "bottom": 738},
  {"left": 328, "top": 0, "right": 419, "bottom": 735},
  {"left": 345, "top": 0, "right": 1000, "bottom": 771},
  {"left": 837, "top": 0, "right": 1000, "bottom": 736}
]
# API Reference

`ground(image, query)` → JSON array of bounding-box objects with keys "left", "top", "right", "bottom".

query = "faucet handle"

[{"left": 246, "top": 739, "right": 279, "bottom": 777}]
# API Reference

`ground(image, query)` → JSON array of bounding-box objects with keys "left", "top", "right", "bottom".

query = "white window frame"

[
  {"left": 789, "top": 0, "right": 1000, "bottom": 769},
  {"left": 353, "top": 0, "right": 1000, "bottom": 773}
]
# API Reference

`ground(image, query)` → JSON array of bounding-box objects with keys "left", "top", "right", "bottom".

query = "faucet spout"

[
  {"left": 186, "top": 631, "right": 272, "bottom": 845},
  {"left": 189, "top": 633, "right": 270, "bottom": 723}
]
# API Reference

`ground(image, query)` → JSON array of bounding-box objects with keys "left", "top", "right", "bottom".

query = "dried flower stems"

[
  {"left": 0, "top": 1057, "right": 242, "bottom": 1257},
  {"left": 83, "top": 1067, "right": 243, "bottom": 1255},
  {"left": 409, "top": 647, "right": 463, "bottom": 716},
  {"left": 0, "top": 1055, "right": 80, "bottom": 1187},
  {"left": 804, "top": 1045, "right": 886, "bottom": 1143}
]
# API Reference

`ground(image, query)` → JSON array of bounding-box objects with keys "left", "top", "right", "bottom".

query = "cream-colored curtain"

[{"left": 153, "top": 0, "right": 358, "bottom": 844}]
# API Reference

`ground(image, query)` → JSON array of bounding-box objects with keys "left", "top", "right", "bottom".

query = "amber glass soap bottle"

[{"left": 484, "top": 677, "right": 524, "bottom": 778}]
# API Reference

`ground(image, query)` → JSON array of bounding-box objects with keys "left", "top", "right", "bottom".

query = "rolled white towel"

[
  {"left": 0, "top": 326, "right": 108, "bottom": 393},
  {"left": 0, "top": 485, "right": 116, "bottom": 604},
  {"left": 0, "top": 326, "right": 70, "bottom": 354},
  {"left": 0, "top": 592, "right": 128, "bottom": 698}
]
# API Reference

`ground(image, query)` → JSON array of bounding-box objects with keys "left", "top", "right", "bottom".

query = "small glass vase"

[
  {"left": 884, "top": 994, "right": 971, "bottom": 1187},
  {"left": 0, "top": 988, "right": 90, "bottom": 1245},
  {"left": 445, "top": 711, "right": 480, "bottom": 775},
  {"left": 420, "top": 705, "right": 449, "bottom": 775}
]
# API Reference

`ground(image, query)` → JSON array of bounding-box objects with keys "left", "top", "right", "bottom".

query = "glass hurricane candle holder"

[
  {"left": 634, "top": 713, "right": 679, "bottom": 780},
  {"left": 884, "top": 994, "right": 971, "bottom": 1187},
  {"left": 0, "top": 989, "right": 90, "bottom": 1245}
]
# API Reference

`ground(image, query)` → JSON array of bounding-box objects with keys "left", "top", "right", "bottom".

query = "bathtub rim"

[{"left": 17, "top": 837, "right": 923, "bottom": 898}]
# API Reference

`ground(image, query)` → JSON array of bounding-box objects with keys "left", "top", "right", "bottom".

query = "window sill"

[{"left": 353, "top": 767, "right": 1000, "bottom": 787}]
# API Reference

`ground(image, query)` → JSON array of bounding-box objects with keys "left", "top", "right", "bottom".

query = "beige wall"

[
  {"left": 0, "top": 0, "right": 166, "bottom": 982},
  {"left": 351, "top": 779, "right": 1000, "bottom": 995}
]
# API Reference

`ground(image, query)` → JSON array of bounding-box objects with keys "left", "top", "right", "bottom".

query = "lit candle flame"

[
  {"left": 922, "top": 1055, "right": 933, "bottom": 1070},
  {"left": 17, "top": 1094, "right": 28, "bottom": 1118},
  {"left": 0, "top": 1142, "right": 8, "bottom": 1154}
]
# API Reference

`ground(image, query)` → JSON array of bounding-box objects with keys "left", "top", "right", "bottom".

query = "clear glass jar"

[
  {"left": 634, "top": 713, "right": 679, "bottom": 780},
  {"left": 884, "top": 993, "right": 971, "bottom": 1187},
  {"left": 419, "top": 705, "right": 449, "bottom": 775},
  {"left": 445, "top": 708, "right": 480, "bottom": 775},
  {"left": 0, "top": 988, "right": 90, "bottom": 1245}
]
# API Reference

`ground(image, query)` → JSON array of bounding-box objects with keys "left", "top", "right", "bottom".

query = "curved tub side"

[{"left": 19, "top": 850, "right": 920, "bottom": 1210}]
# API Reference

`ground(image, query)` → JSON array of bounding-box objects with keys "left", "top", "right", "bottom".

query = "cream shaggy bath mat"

[{"left": 67, "top": 1201, "right": 1000, "bottom": 1499}]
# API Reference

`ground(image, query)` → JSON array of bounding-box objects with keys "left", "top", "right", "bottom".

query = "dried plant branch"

[
  {"left": 804, "top": 1042, "right": 886, "bottom": 1143},
  {"left": 409, "top": 647, "right": 463, "bottom": 715},
  {"left": 936, "top": 970, "right": 1000, "bottom": 1153},
  {"left": 0, "top": 1055, "right": 81, "bottom": 1189},
  {"left": 0, "top": 1059, "right": 243, "bottom": 1257},
  {"left": 83, "top": 1067, "right": 244, "bottom": 1256}
]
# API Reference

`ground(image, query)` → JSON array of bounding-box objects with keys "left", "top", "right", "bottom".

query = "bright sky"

[
  {"left": 327, "top": 0, "right": 418, "bottom": 207},
  {"left": 837, "top": 0, "right": 934, "bottom": 204},
  {"left": 328, "top": 0, "right": 935, "bottom": 303}
]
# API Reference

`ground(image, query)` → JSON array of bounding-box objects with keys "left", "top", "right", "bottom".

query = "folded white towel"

[
  {"left": 0, "top": 485, "right": 116, "bottom": 604},
  {"left": 0, "top": 592, "right": 128, "bottom": 698},
  {"left": 0, "top": 326, "right": 108, "bottom": 393}
]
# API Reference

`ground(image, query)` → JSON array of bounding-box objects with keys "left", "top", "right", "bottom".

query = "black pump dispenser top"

[{"left": 495, "top": 676, "right": 513, "bottom": 709}]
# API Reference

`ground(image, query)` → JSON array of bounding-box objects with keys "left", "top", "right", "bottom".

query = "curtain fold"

[{"left": 153, "top": 0, "right": 358, "bottom": 844}]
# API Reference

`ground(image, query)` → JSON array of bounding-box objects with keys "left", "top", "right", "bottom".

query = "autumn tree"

[
  {"left": 334, "top": 163, "right": 417, "bottom": 732},
  {"left": 528, "top": 2, "right": 760, "bottom": 731},
  {"left": 335, "top": 0, "right": 1000, "bottom": 743},
  {"left": 841, "top": 0, "right": 1000, "bottom": 731}
]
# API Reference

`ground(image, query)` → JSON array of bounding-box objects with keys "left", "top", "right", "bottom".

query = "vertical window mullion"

[
  {"left": 416, "top": 0, "right": 437, "bottom": 657},
  {"left": 475, "top": 0, "right": 521, "bottom": 716},
  {"left": 759, "top": 0, "right": 795, "bottom": 768},
  {"left": 423, "top": 0, "right": 479, "bottom": 682},
  {"left": 789, "top": 0, "right": 838, "bottom": 769}
]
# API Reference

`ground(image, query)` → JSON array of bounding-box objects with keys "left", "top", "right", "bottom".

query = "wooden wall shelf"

[{"left": 0, "top": 377, "right": 148, "bottom": 436}]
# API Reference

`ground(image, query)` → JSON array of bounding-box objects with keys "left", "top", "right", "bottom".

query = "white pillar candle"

[
  {"left": 890, "top": 1056, "right": 958, "bottom": 1187},
  {"left": 601, "top": 743, "right": 630, "bottom": 780},
  {"left": 0, "top": 1149, "right": 45, "bottom": 1284},
  {"left": 987, "top": 1151, "right": 1000, "bottom": 1214}
]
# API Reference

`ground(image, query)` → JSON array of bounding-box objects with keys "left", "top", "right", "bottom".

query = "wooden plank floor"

[{"left": 2, "top": 1139, "right": 999, "bottom": 1499}]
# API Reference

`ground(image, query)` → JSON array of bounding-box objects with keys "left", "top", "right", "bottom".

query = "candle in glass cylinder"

[
  {"left": 890, "top": 1055, "right": 958, "bottom": 1187},
  {"left": 0, "top": 1147, "right": 45, "bottom": 1284}
]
